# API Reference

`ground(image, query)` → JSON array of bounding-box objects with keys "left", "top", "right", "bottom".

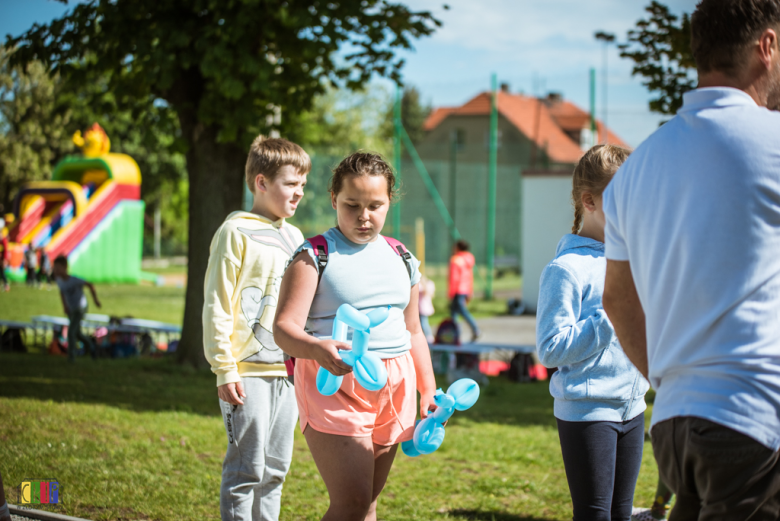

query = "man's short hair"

[
  {"left": 691, "top": 0, "right": 780, "bottom": 75},
  {"left": 455, "top": 240, "right": 470, "bottom": 252},
  {"left": 245, "top": 136, "right": 311, "bottom": 193},
  {"left": 53, "top": 255, "right": 68, "bottom": 267}
]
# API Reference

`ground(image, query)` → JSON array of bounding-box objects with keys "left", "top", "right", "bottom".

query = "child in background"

[
  {"left": 536, "top": 145, "right": 649, "bottom": 521},
  {"left": 418, "top": 274, "right": 436, "bottom": 343},
  {"left": 202, "top": 136, "right": 310, "bottom": 521},
  {"left": 53, "top": 255, "right": 101, "bottom": 361},
  {"left": 0, "top": 230, "right": 9, "bottom": 292},
  {"left": 38, "top": 248, "right": 53, "bottom": 289},
  {"left": 274, "top": 152, "right": 437, "bottom": 521},
  {"left": 24, "top": 246, "right": 38, "bottom": 287},
  {"left": 448, "top": 240, "right": 479, "bottom": 342}
]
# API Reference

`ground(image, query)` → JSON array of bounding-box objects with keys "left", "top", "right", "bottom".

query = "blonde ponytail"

[{"left": 571, "top": 144, "right": 631, "bottom": 234}]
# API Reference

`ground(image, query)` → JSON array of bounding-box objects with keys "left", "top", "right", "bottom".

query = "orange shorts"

[{"left": 294, "top": 351, "right": 418, "bottom": 446}]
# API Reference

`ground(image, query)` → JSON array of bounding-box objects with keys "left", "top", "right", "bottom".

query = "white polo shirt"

[{"left": 603, "top": 87, "right": 780, "bottom": 450}]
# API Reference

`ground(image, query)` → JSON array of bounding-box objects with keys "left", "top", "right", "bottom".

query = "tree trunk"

[{"left": 176, "top": 117, "right": 245, "bottom": 368}]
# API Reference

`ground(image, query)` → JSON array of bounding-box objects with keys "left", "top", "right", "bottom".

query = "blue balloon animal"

[
  {"left": 316, "top": 304, "right": 390, "bottom": 396},
  {"left": 401, "top": 378, "right": 480, "bottom": 457}
]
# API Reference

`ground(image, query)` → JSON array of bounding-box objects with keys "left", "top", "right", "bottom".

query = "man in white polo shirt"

[{"left": 602, "top": 0, "right": 780, "bottom": 519}]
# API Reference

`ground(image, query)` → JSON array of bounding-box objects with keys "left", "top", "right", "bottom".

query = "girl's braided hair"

[{"left": 571, "top": 144, "right": 631, "bottom": 234}]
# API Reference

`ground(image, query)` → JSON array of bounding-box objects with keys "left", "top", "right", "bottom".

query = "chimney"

[
  {"left": 500, "top": 82, "right": 510, "bottom": 93},
  {"left": 546, "top": 92, "right": 563, "bottom": 104}
]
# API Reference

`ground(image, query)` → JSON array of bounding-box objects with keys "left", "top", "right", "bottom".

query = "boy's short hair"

[
  {"left": 53, "top": 255, "right": 68, "bottom": 268},
  {"left": 691, "top": 0, "right": 780, "bottom": 75},
  {"left": 245, "top": 135, "right": 311, "bottom": 193}
]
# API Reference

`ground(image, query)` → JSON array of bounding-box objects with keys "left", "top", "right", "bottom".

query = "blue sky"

[{"left": 1, "top": 0, "right": 699, "bottom": 147}]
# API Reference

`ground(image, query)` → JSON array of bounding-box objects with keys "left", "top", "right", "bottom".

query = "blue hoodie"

[{"left": 536, "top": 234, "right": 648, "bottom": 422}]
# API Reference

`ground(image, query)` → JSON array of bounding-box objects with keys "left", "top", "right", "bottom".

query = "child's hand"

[
  {"left": 419, "top": 390, "right": 438, "bottom": 419},
  {"left": 315, "top": 339, "right": 353, "bottom": 376},
  {"left": 95, "top": 298, "right": 102, "bottom": 308},
  {"left": 218, "top": 381, "right": 246, "bottom": 405}
]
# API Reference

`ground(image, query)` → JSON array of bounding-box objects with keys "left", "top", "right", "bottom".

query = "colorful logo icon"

[{"left": 21, "top": 481, "right": 59, "bottom": 505}]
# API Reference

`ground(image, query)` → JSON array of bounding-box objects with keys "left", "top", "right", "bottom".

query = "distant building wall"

[{"left": 521, "top": 172, "right": 574, "bottom": 312}]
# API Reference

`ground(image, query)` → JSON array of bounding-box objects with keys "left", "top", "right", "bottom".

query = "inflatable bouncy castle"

[{"left": 4, "top": 124, "right": 144, "bottom": 283}]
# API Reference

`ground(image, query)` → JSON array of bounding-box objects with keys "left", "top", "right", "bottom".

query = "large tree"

[
  {"left": 8, "top": 0, "right": 440, "bottom": 367},
  {"left": 615, "top": 1, "right": 696, "bottom": 116}
]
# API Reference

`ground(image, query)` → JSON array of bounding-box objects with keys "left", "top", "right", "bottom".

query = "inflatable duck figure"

[{"left": 72, "top": 123, "right": 111, "bottom": 157}]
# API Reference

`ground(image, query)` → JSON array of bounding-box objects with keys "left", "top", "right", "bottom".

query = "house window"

[
  {"left": 484, "top": 130, "right": 502, "bottom": 149},
  {"left": 450, "top": 128, "right": 466, "bottom": 151}
]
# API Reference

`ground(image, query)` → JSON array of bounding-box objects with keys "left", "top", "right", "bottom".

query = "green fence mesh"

[{"left": 243, "top": 143, "right": 560, "bottom": 272}]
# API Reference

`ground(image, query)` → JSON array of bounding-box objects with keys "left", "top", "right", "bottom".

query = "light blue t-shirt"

[
  {"left": 294, "top": 227, "right": 421, "bottom": 359},
  {"left": 603, "top": 87, "right": 780, "bottom": 450}
]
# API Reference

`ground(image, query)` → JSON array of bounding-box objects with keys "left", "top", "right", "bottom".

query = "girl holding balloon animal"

[{"left": 274, "top": 152, "right": 437, "bottom": 521}]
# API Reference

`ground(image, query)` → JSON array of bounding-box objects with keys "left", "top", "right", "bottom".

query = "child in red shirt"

[{"left": 448, "top": 240, "right": 479, "bottom": 341}]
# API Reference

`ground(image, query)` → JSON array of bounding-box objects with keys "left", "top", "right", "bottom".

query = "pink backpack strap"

[
  {"left": 306, "top": 235, "right": 329, "bottom": 284},
  {"left": 383, "top": 236, "right": 413, "bottom": 280}
]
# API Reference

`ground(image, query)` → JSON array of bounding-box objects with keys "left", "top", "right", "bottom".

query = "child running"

[
  {"left": 536, "top": 144, "right": 649, "bottom": 521},
  {"left": 274, "top": 152, "right": 437, "bottom": 521},
  {"left": 53, "top": 255, "right": 101, "bottom": 361},
  {"left": 202, "top": 136, "right": 310, "bottom": 521}
]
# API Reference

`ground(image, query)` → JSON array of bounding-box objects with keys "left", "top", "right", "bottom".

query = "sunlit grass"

[{"left": 1, "top": 353, "right": 660, "bottom": 520}]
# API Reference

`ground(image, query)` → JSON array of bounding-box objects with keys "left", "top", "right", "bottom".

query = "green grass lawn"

[
  {"left": 0, "top": 283, "right": 185, "bottom": 325},
  {"left": 0, "top": 353, "right": 661, "bottom": 521},
  {"left": 0, "top": 269, "right": 512, "bottom": 330}
]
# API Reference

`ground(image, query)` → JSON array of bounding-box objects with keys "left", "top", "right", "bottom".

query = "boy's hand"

[
  {"left": 95, "top": 298, "right": 102, "bottom": 308},
  {"left": 314, "top": 339, "right": 353, "bottom": 376},
  {"left": 218, "top": 381, "right": 246, "bottom": 405}
]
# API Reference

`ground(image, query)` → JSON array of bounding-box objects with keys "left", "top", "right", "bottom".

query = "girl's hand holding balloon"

[
  {"left": 419, "top": 389, "right": 438, "bottom": 419},
  {"left": 314, "top": 339, "right": 352, "bottom": 376}
]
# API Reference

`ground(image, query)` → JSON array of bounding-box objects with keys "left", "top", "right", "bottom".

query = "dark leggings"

[{"left": 557, "top": 412, "right": 645, "bottom": 521}]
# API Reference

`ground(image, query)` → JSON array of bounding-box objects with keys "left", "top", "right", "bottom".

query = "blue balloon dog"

[
  {"left": 316, "top": 304, "right": 390, "bottom": 396},
  {"left": 401, "top": 378, "right": 480, "bottom": 457}
]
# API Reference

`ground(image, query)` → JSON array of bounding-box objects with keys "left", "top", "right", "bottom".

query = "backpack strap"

[
  {"left": 306, "top": 235, "right": 329, "bottom": 285},
  {"left": 383, "top": 236, "right": 413, "bottom": 280}
]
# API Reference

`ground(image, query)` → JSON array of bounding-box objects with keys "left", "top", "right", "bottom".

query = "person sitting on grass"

[{"left": 52, "top": 255, "right": 101, "bottom": 361}]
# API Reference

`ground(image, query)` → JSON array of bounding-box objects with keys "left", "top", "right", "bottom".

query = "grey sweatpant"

[{"left": 219, "top": 376, "right": 297, "bottom": 521}]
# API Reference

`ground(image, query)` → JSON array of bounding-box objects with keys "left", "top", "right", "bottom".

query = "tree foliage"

[
  {"left": 8, "top": 0, "right": 440, "bottom": 145},
  {"left": 296, "top": 85, "right": 393, "bottom": 158},
  {"left": 616, "top": 1, "right": 696, "bottom": 115},
  {"left": 7, "top": 0, "right": 441, "bottom": 367},
  {"left": 0, "top": 47, "right": 188, "bottom": 252},
  {"left": 0, "top": 46, "right": 72, "bottom": 208},
  {"left": 391, "top": 85, "right": 432, "bottom": 145}
]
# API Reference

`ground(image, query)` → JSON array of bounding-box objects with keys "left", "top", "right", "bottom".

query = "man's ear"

[
  {"left": 757, "top": 28, "right": 778, "bottom": 70},
  {"left": 581, "top": 191, "right": 597, "bottom": 212},
  {"left": 255, "top": 174, "right": 267, "bottom": 194}
]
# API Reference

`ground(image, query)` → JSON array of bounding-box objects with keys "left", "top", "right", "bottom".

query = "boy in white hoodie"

[{"left": 203, "top": 135, "right": 310, "bottom": 521}]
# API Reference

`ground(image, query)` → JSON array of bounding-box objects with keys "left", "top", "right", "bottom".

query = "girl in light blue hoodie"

[{"left": 537, "top": 145, "right": 649, "bottom": 521}]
